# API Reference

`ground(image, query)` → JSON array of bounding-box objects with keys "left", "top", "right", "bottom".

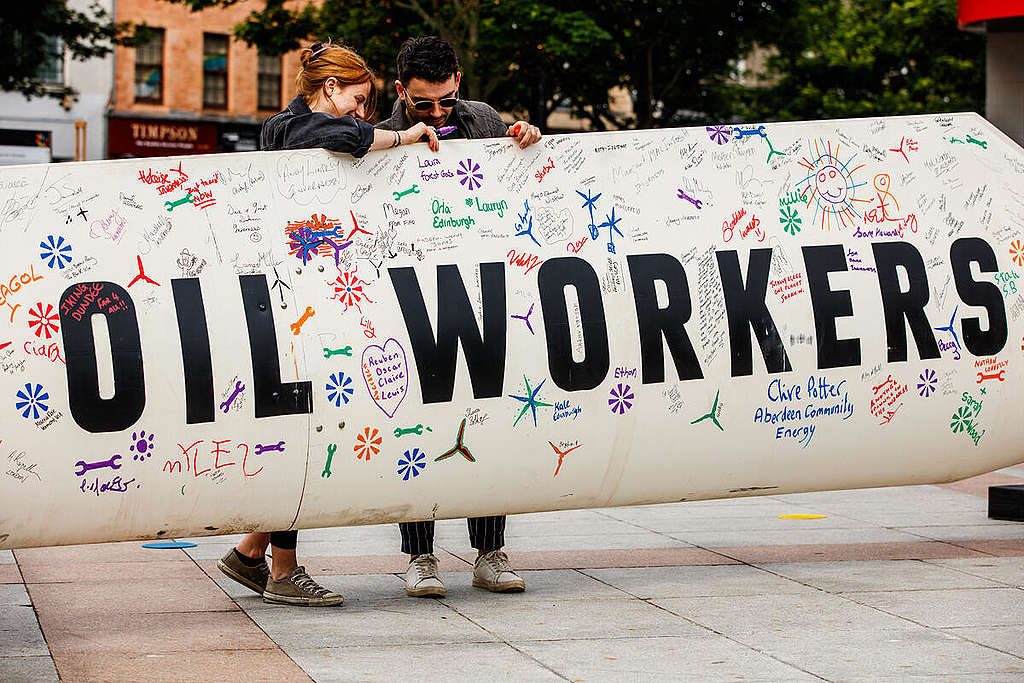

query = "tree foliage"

[
  {"left": 740, "top": 0, "right": 985, "bottom": 122},
  {"left": 159, "top": 0, "right": 984, "bottom": 128},
  {"left": 0, "top": 2, "right": 131, "bottom": 101}
]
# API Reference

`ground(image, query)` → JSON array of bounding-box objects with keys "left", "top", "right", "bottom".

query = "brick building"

[{"left": 109, "top": 0, "right": 306, "bottom": 158}]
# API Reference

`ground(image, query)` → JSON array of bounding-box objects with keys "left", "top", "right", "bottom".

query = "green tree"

[
  {"left": 583, "top": 0, "right": 789, "bottom": 128},
  {"left": 163, "top": 0, "right": 619, "bottom": 131},
  {"left": 0, "top": 2, "right": 131, "bottom": 101},
  {"left": 741, "top": 0, "right": 985, "bottom": 121}
]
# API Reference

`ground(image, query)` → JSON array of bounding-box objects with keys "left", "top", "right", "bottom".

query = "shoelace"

[
  {"left": 412, "top": 554, "right": 440, "bottom": 580},
  {"left": 482, "top": 551, "right": 513, "bottom": 573},
  {"left": 289, "top": 567, "right": 333, "bottom": 597}
]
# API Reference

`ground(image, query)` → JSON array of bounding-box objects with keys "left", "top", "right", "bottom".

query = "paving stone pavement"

[{"left": 1, "top": 466, "right": 1022, "bottom": 682}]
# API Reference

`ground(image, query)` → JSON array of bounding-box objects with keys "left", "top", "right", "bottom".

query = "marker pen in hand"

[{"left": 419, "top": 125, "right": 457, "bottom": 142}]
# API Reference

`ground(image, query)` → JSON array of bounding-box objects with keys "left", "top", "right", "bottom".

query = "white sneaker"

[
  {"left": 472, "top": 550, "right": 525, "bottom": 593},
  {"left": 405, "top": 553, "right": 446, "bottom": 597}
]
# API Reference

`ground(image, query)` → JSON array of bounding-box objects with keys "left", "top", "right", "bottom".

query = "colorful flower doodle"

[
  {"left": 457, "top": 158, "right": 483, "bottom": 191},
  {"left": 950, "top": 406, "right": 972, "bottom": 433},
  {"left": 130, "top": 430, "right": 155, "bottom": 461},
  {"left": 39, "top": 235, "right": 72, "bottom": 269},
  {"left": 707, "top": 125, "right": 731, "bottom": 145},
  {"left": 1012, "top": 240, "right": 1024, "bottom": 268},
  {"left": 779, "top": 205, "right": 802, "bottom": 236},
  {"left": 27, "top": 302, "right": 59, "bottom": 339},
  {"left": 917, "top": 369, "right": 936, "bottom": 398},
  {"left": 326, "top": 372, "right": 354, "bottom": 406},
  {"left": 331, "top": 267, "right": 373, "bottom": 314},
  {"left": 397, "top": 448, "right": 427, "bottom": 480},
  {"left": 15, "top": 383, "right": 48, "bottom": 419},
  {"left": 609, "top": 383, "right": 634, "bottom": 415},
  {"left": 354, "top": 427, "right": 382, "bottom": 460}
]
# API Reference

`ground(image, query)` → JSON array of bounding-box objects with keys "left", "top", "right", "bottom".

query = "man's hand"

[{"left": 507, "top": 122, "right": 542, "bottom": 149}]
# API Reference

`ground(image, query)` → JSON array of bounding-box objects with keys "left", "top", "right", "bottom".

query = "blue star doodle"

[
  {"left": 40, "top": 235, "right": 72, "bottom": 269},
  {"left": 508, "top": 375, "right": 553, "bottom": 428},
  {"left": 934, "top": 306, "right": 961, "bottom": 352},
  {"left": 597, "top": 206, "right": 624, "bottom": 254},
  {"left": 326, "top": 372, "right": 354, "bottom": 406},
  {"left": 576, "top": 188, "right": 602, "bottom": 240},
  {"left": 513, "top": 199, "right": 540, "bottom": 247},
  {"left": 15, "top": 382, "right": 49, "bottom": 419},
  {"left": 397, "top": 448, "right": 427, "bottom": 481}
]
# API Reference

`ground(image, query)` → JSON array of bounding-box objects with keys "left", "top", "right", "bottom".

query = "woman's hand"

[{"left": 401, "top": 123, "right": 440, "bottom": 152}]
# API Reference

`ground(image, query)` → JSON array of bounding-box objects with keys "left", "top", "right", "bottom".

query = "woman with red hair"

[{"left": 217, "top": 40, "right": 437, "bottom": 608}]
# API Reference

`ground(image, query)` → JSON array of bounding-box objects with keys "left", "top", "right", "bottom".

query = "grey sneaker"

[
  {"left": 405, "top": 553, "right": 446, "bottom": 598},
  {"left": 217, "top": 549, "right": 270, "bottom": 595},
  {"left": 263, "top": 566, "right": 344, "bottom": 606},
  {"left": 472, "top": 550, "right": 525, "bottom": 593}
]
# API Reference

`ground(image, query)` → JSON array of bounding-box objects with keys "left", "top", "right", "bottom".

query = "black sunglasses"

[{"left": 407, "top": 92, "right": 458, "bottom": 111}]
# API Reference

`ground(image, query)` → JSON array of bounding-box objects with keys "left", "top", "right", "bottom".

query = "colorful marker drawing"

[
  {"left": 690, "top": 390, "right": 724, "bottom": 431},
  {"left": 917, "top": 369, "right": 937, "bottom": 398},
  {"left": 15, "top": 382, "right": 48, "bottom": 419},
  {"left": 39, "top": 235, "right": 72, "bottom": 269},
  {"left": 361, "top": 338, "right": 409, "bottom": 419},
  {"left": 326, "top": 372, "right": 354, "bottom": 407},
  {"left": 513, "top": 199, "right": 541, "bottom": 247},
  {"left": 508, "top": 376, "right": 553, "bottom": 428},
  {"left": 597, "top": 207, "right": 624, "bottom": 254},
  {"left": 933, "top": 306, "right": 962, "bottom": 352},
  {"left": 354, "top": 427, "right": 382, "bottom": 460},
  {"left": 510, "top": 303, "right": 536, "bottom": 335},
  {"left": 127, "top": 255, "right": 160, "bottom": 287},
  {"left": 130, "top": 430, "right": 155, "bottom": 461},
  {"left": 457, "top": 158, "right": 483, "bottom": 191},
  {"left": 779, "top": 205, "right": 802, "bottom": 236},
  {"left": 608, "top": 383, "right": 634, "bottom": 415},
  {"left": 707, "top": 125, "right": 731, "bottom": 145},
  {"left": 549, "top": 442, "right": 582, "bottom": 477},
  {"left": 795, "top": 138, "right": 868, "bottom": 231},
  {"left": 397, "top": 448, "right": 427, "bottom": 480},
  {"left": 1011, "top": 240, "right": 1024, "bottom": 267},
  {"left": 950, "top": 406, "right": 972, "bottom": 433},
  {"left": 331, "top": 267, "right": 373, "bottom": 314},
  {"left": 27, "top": 302, "right": 59, "bottom": 339},
  {"left": 435, "top": 418, "right": 475, "bottom": 462},
  {"left": 576, "top": 188, "right": 602, "bottom": 240}
]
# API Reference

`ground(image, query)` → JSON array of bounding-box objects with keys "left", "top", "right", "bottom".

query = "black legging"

[{"left": 269, "top": 530, "right": 297, "bottom": 550}]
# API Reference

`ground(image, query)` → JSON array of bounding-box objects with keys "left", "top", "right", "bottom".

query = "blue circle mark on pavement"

[{"left": 142, "top": 541, "right": 197, "bottom": 549}]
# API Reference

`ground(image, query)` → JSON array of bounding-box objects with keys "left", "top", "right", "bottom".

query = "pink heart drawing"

[{"left": 361, "top": 337, "right": 409, "bottom": 419}]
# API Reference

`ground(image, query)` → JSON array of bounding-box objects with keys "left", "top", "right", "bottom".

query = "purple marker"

[{"left": 420, "top": 125, "right": 457, "bottom": 142}]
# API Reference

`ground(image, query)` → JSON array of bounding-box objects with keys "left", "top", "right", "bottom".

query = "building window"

[
  {"left": 134, "top": 29, "right": 164, "bottom": 103},
  {"left": 257, "top": 53, "right": 282, "bottom": 110},
  {"left": 38, "top": 36, "right": 64, "bottom": 85},
  {"left": 203, "top": 34, "right": 229, "bottom": 109}
]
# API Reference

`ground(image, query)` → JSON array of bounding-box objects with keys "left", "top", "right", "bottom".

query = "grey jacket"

[
  {"left": 375, "top": 97, "right": 508, "bottom": 140},
  {"left": 260, "top": 95, "right": 376, "bottom": 156}
]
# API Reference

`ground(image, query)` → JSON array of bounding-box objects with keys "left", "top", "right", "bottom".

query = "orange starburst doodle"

[
  {"left": 331, "top": 266, "right": 374, "bottom": 314},
  {"left": 1011, "top": 240, "right": 1024, "bottom": 268},
  {"left": 354, "top": 427, "right": 382, "bottom": 460},
  {"left": 284, "top": 213, "right": 343, "bottom": 261},
  {"left": 795, "top": 138, "right": 870, "bottom": 232}
]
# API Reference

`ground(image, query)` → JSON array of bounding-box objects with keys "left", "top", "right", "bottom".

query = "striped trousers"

[{"left": 399, "top": 516, "right": 506, "bottom": 556}]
